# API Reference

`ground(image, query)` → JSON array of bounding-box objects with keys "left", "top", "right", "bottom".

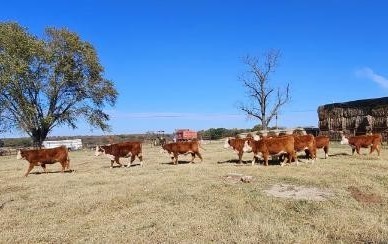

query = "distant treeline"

[{"left": 0, "top": 126, "right": 277, "bottom": 148}]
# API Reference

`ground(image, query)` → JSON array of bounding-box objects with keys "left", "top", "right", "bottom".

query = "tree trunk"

[{"left": 31, "top": 128, "right": 49, "bottom": 148}]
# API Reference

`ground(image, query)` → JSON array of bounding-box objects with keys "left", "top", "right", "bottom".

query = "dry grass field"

[{"left": 1, "top": 140, "right": 388, "bottom": 243}]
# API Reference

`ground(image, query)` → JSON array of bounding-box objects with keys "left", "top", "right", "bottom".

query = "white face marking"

[
  {"left": 223, "top": 139, "right": 231, "bottom": 149},
  {"left": 160, "top": 148, "right": 170, "bottom": 155},
  {"left": 340, "top": 136, "right": 349, "bottom": 145},
  {"left": 243, "top": 141, "right": 252, "bottom": 152},
  {"left": 253, "top": 135, "right": 260, "bottom": 141},
  {"left": 95, "top": 146, "right": 103, "bottom": 156},
  {"left": 16, "top": 150, "right": 22, "bottom": 160}
]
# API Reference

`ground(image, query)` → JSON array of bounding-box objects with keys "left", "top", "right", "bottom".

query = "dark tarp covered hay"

[{"left": 318, "top": 97, "right": 388, "bottom": 139}]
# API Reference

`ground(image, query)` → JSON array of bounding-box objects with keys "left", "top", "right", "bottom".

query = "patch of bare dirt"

[
  {"left": 224, "top": 173, "right": 254, "bottom": 183},
  {"left": 264, "top": 184, "right": 333, "bottom": 201},
  {"left": 348, "top": 186, "right": 382, "bottom": 205}
]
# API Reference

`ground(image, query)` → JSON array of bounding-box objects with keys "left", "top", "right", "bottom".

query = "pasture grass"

[{"left": 1, "top": 141, "right": 388, "bottom": 243}]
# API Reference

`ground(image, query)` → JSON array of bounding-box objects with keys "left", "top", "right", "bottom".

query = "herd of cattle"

[{"left": 15, "top": 133, "right": 383, "bottom": 176}]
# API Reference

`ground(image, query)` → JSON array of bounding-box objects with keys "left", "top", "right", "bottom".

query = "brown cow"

[
  {"left": 243, "top": 136, "right": 296, "bottom": 166},
  {"left": 223, "top": 138, "right": 251, "bottom": 164},
  {"left": 161, "top": 141, "right": 203, "bottom": 165},
  {"left": 314, "top": 135, "right": 330, "bottom": 159},
  {"left": 292, "top": 134, "right": 317, "bottom": 162},
  {"left": 16, "top": 146, "right": 70, "bottom": 177},
  {"left": 340, "top": 133, "right": 382, "bottom": 156},
  {"left": 95, "top": 141, "right": 143, "bottom": 168}
]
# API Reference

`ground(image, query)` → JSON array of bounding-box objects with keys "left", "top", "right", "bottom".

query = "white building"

[{"left": 42, "top": 139, "right": 83, "bottom": 151}]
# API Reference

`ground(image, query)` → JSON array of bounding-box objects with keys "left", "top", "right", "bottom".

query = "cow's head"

[
  {"left": 243, "top": 140, "right": 253, "bottom": 152},
  {"left": 223, "top": 138, "right": 231, "bottom": 149},
  {"left": 16, "top": 149, "right": 25, "bottom": 160},
  {"left": 160, "top": 143, "right": 170, "bottom": 155},
  {"left": 253, "top": 135, "right": 261, "bottom": 141},
  {"left": 95, "top": 145, "right": 105, "bottom": 156},
  {"left": 340, "top": 132, "right": 349, "bottom": 145}
]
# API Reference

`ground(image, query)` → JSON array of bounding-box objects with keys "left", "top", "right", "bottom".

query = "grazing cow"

[
  {"left": 243, "top": 136, "right": 296, "bottom": 166},
  {"left": 161, "top": 141, "right": 203, "bottom": 165},
  {"left": 223, "top": 138, "right": 251, "bottom": 164},
  {"left": 95, "top": 141, "right": 143, "bottom": 168},
  {"left": 314, "top": 135, "right": 330, "bottom": 159},
  {"left": 16, "top": 146, "right": 70, "bottom": 177},
  {"left": 340, "top": 133, "right": 382, "bottom": 156},
  {"left": 292, "top": 134, "right": 317, "bottom": 162}
]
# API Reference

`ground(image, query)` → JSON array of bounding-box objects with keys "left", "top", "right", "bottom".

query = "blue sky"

[{"left": 2, "top": 0, "right": 388, "bottom": 137}]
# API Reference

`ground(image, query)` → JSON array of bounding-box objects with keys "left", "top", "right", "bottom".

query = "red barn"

[{"left": 175, "top": 129, "right": 198, "bottom": 142}]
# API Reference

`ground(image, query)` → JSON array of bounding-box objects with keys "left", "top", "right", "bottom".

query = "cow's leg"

[
  {"left": 66, "top": 158, "right": 71, "bottom": 170},
  {"left": 174, "top": 153, "right": 179, "bottom": 165},
  {"left": 41, "top": 164, "right": 47, "bottom": 174},
  {"left": 110, "top": 160, "right": 115, "bottom": 168},
  {"left": 355, "top": 146, "right": 361, "bottom": 155},
  {"left": 251, "top": 155, "right": 256, "bottom": 166},
  {"left": 138, "top": 154, "right": 143, "bottom": 167},
  {"left": 324, "top": 146, "right": 329, "bottom": 159},
  {"left": 190, "top": 153, "right": 195, "bottom": 163},
  {"left": 264, "top": 155, "right": 269, "bottom": 166},
  {"left": 370, "top": 144, "right": 380, "bottom": 157},
  {"left": 196, "top": 152, "right": 203, "bottom": 163},
  {"left": 129, "top": 155, "right": 136, "bottom": 167},
  {"left": 60, "top": 162, "right": 66, "bottom": 173},
  {"left": 115, "top": 156, "right": 123, "bottom": 167},
  {"left": 24, "top": 163, "right": 34, "bottom": 177},
  {"left": 351, "top": 147, "right": 356, "bottom": 155},
  {"left": 238, "top": 151, "right": 243, "bottom": 164}
]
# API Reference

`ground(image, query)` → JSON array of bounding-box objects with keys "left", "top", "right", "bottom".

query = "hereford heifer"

[
  {"left": 161, "top": 141, "right": 203, "bottom": 165},
  {"left": 223, "top": 138, "right": 251, "bottom": 164},
  {"left": 314, "top": 135, "right": 330, "bottom": 159},
  {"left": 243, "top": 136, "right": 296, "bottom": 166},
  {"left": 95, "top": 141, "right": 143, "bottom": 168},
  {"left": 293, "top": 134, "right": 317, "bottom": 162},
  {"left": 340, "top": 133, "right": 382, "bottom": 156},
  {"left": 16, "top": 146, "right": 70, "bottom": 177}
]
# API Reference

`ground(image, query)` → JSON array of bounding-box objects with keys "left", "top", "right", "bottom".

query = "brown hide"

[
  {"left": 97, "top": 141, "right": 143, "bottom": 167},
  {"left": 346, "top": 134, "right": 382, "bottom": 156},
  {"left": 245, "top": 136, "right": 295, "bottom": 166},
  {"left": 224, "top": 138, "right": 250, "bottom": 164},
  {"left": 293, "top": 134, "right": 317, "bottom": 161},
  {"left": 162, "top": 141, "right": 202, "bottom": 164},
  {"left": 315, "top": 135, "right": 329, "bottom": 158},
  {"left": 18, "top": 146, "right": 70, "bottom": 177}
]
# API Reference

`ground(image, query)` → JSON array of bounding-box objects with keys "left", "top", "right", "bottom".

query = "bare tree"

[{"left": 238, "top": 49, "right": 290, "bottom": 130}]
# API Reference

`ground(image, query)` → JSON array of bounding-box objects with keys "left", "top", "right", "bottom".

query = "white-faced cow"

[
  {"left": 340, "top": 133, "right": 382, "bottom": 156},
  {"left": 161, "top": 141, "right": 203, "bottom": 165},
  {"left": 95, "top": 141, "right": 143, "bottom": 168},
  {"left": 17, "top": 146, "right": 70, "bottom": 177},
  {"left": 243, "top": 136, "right": 296, "bottom": 166},
  {"left": 223, "top": 138, "right": 251, "bottom": 164}
]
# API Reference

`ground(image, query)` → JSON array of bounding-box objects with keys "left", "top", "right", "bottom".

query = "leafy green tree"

[
  {"left": 238, "top": 49, "right": 290, "bottom": 131},
  {"left": 0, "top": 22, "right": 117, "bottom": 147}
]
